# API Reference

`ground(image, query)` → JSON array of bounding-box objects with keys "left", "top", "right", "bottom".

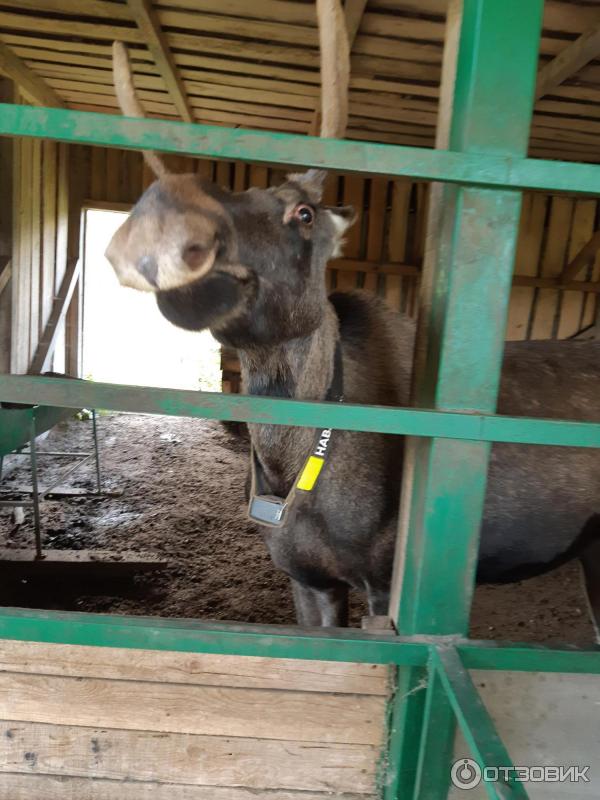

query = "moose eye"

[{"left": 293, "top": 204, "right": 314, "bottom": 225}]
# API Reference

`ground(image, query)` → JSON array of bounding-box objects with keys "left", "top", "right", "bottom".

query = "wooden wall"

[
  {"left": 5, "top": 100, "right": 85, "bottom": 377},
  {"left": 80, "top": 146, "right": 429, "bottom": 318},
  {"left": 2, "top": 141, "right": 598, "bottom": 378},
  {"left": 0, "top": 639, "right": 389, "bottom": 799},
  {"left": 508, "top": 193, "right": 600, "bottom": 339},
  {"left": 79, "top": 145, "right": 600, "bottom": 341},
  {"left": 0, "top": 80, "right": 13, "bottom": 374}
]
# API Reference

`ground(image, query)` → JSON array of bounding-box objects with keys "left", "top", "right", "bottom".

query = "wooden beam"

[
  {"left": 11, "top": 138, "right": 32, "bottom": 375},
  {"left": 0, "top": 258, "right": 10, "bottom": 298},
  {"left": 334, "top": 258, "right": 600, "bottom": 293},
  {"left": 0, "top": 549, "right": 168, "bottom": 577},
  {"left": 125, "top": 0, "right": 194, "bottom": 122},
  {"left": 0, "top": 39, "right": 64, "bottom": 107},
  {"left": 308, "top": 0, "right": 368, "bottom": 134},
  {"left": 560, "top": 227, "right": 600, "bottom": 284},
  {"left": 28, "top": 257, "right": 81, "bottom": 375},
  {"left": 536, "top": 22, "right": 600, "bottom": 100},
  {"left": 65, "top": 146, "right": 86, "bottom": 378},
  {"left": 514, "top": 274, "right": 600, "bottom": 293}
]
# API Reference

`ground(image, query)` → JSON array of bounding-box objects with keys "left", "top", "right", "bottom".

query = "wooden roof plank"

[
  {"left": 0, "top": 34, "right": 155, "bottom": 65},
  {"left": 0, "top": 11, "right": 143, "bottom": 43},
  {"left": 536, "top": 21, "right": 600, "bottom": 99},
  {"left": 43, "top": 76, "right": 314, "bottom": 118},
  {"left": 551, "top": 84, "right": 600, "bottom": 104},
  {"left": 3, "top": 0, "right": 131, "bottom": 20},
  {"left": 30, "top": 60, "right": 321, "bottom": 99},
  {"left": 15, "top": 47, "right": 154, "bottom": 73},
  {"left": 34, "top": 63, "right": 439, "bottom": 122},
  {"left": 369, "top": 0, "right": 596, "bottom": 37},
  {"left": 126, "top": 0, "right": 194, "bottom": 122},
  {"left": 20, "top": 45, "right": 441, "bottom": 99},
  {"left": 44, "top": 76, "right": 168, "bottom": 100},
  {"left": 368, "top": 0, "right": 446, "bottom": 13},
  {"left": 55, "top": 87, "right": 175, "bottom": 114},
  {"left": 0, "top": 15, "right": 442, "bottom": 81},
  {"left": 536, "top": 97, "right": 600, "bottom": 120},
  {"left": 155, "top": 0, "right": 317, "bottom": 26},
  {"left": 157, "top": 7, "right": 318, "bottom": 47},
  {"left": 0, "top": 39, "right": 65, "bottom": 107},
  {"left": 542, "top": 0, "right": 600, "bottom": 37},
  {"left": 27, "top": 62, "right": 160, "bottom": 86}
]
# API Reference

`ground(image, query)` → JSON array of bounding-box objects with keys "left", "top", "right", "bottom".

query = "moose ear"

[
  {"left": 325, "top": 205, "right": 356, "bottom": 257},
  {"left": 286, "top": 169, "right": 327, "bottom": 203}
]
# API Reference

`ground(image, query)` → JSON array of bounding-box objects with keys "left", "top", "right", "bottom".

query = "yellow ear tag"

[{"left": 296, "top": 455, "right": 325, "bottom": 491}]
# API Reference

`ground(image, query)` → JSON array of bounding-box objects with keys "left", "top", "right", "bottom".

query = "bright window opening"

[{"left": 82, "top": 208, "right": 221, "bottom": 390}]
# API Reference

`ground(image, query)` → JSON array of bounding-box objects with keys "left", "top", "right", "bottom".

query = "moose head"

[{"left": 105, "top": 0, "right": 354, "bottom": 349}]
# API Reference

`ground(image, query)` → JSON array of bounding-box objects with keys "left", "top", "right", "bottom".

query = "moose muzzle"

[{"left": 104, "top": 175, "right": 232, "bottom": 293}]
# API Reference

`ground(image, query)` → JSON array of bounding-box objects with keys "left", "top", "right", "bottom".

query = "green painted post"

[
  {"left": 385, "top": 1, "right": 543, "bottom": 797},
  {"left": 412, "top": 654, "right": 455, "bottom": 799}
]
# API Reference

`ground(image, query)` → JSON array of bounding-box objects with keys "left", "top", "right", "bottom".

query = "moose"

[{"left": 105, "top": 5, "right": 600, "bottom": 630}]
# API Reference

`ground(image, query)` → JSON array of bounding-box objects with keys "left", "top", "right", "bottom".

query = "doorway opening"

[{"left": 82, "top": 208, "right": 221, "bottom": 391}]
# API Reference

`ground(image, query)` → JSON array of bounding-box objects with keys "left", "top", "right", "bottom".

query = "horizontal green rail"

[
  {"left": 0, "top": 608, "right": 599, "bottom": 673},
  {"left": 0, "top": 608, "right": 424, "bottom": 665},
  {"left": 1, "top": 375, "right": 598, "bottom": 449},
  {"left": 457, "top": 640, "right": 600, "bottom": 675},
  {"left": 1, "top": 104, "right": 600, "bottom": 196}
]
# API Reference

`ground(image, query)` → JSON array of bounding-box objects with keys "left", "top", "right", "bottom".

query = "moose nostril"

[
  {"left": 182, "top": 243, "right": 211, "bottom": 271},
  {"left": 137, "top": 255, "right": 159, "bottom": 287}
]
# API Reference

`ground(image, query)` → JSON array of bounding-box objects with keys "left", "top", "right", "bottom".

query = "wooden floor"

[{"left": 0, "top": 639, "right": 390, "bottom": 799}]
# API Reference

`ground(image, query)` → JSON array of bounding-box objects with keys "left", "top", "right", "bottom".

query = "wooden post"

[
  {"left": 0, "top": 78, "right": 13, "bottom": 373},
  {"left": 10, "top": 112, "right": 32, "bottom": 375},
  {"left": 65, "top": 146, "right": 85, "bottom": 377}
]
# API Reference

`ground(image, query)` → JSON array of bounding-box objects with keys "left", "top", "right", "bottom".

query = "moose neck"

[{"left": 239, "top": 302, "right": 339, "bottom": 496}]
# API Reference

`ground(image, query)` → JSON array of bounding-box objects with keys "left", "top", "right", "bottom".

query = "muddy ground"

[{"left": 0, "top": 413, "right": 595, "bottom": 644}]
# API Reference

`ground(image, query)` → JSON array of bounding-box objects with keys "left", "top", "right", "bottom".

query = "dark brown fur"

[{"left": 105, "top": 171, "right": 600, "bottom": 628}]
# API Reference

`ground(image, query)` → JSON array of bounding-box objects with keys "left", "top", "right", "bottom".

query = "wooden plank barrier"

[{"left": 0, "top": 639, "right": 390, "bottom": 799}]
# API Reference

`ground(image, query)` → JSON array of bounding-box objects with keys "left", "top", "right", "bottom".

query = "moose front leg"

[
  {"left": 367, "top": 587, "right": 390, "bottom": 617},
  {"left": 291, "top": 580, "right": 349, "bottom": 627}
]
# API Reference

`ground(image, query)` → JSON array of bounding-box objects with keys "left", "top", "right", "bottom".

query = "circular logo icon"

[{"left": 451, "top": 758, "right": 483, "bottom": 790}]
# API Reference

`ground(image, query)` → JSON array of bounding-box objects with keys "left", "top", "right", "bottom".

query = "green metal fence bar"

[
  {"left": 0, "top": 375, "right": 598, "bottom": 448},
  {"left": 412, "top": 653, "right": 455, "bottom": 799},
  {"left": 0, "top": 608, "right": 426, "bottom": 665},
  {"left": 433, "top": 646, "right": 528, "bottom": 799},
  {"left": 385, "top": 2, "right": 544, "bottom": 797},
  {"left": 458, "top": 641, "right": 600, "bottom": 674},
  {"left": 0, "top": 608, "right": 599, "bottom": 673},
  {"left": 1, "top": 103, "right": 600, "bottom": 196}
]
